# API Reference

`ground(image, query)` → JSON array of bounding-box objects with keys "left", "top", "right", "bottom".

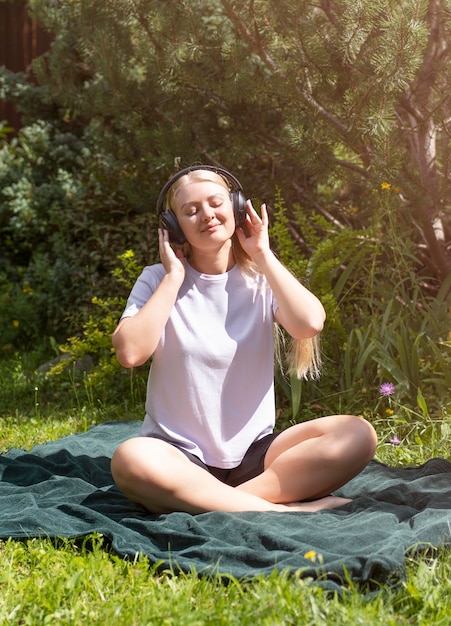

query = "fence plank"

[{"left": 0, "top": 1, "right": 52, "bottom": 130}]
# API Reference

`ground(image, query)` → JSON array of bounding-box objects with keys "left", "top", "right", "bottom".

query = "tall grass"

[{"left": 270, "top": 187, "right": 451, "bottom": 424}]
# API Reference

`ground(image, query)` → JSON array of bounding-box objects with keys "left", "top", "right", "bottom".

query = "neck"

[{"left": 189, "top": 243, "right": 235, "bottom": 275}]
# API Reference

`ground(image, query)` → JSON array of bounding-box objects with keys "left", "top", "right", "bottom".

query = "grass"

[
  {"left": 2, "top": 533, "right": 451, "bottom": 625},
  {"left": 1, "top": 356, "right": 451, "bottom": 625}
]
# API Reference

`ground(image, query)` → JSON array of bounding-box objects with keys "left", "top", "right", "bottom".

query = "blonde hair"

[
  {"left": 166, "top": 168, "right": 322, "bottom": 380},
  {"left": 281, "top": 327, "right": 322, "bottom": 380},
  {"left": 165, "top": 168, "right": 232, "bottom": 211}
]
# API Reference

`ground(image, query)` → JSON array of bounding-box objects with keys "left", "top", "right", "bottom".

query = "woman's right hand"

[
  {"left": 159, "top": 228, "right": 186, "bottom": 286},
  {"left": 112, "top": 230, "right": 186, "bottom": 368}
]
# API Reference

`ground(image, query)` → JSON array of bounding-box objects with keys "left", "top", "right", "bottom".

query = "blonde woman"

[{"left": 111, "top": 166, "right": 377, "bottom": 514}]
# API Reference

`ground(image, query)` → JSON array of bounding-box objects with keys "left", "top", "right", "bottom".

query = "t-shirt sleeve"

[{"left": 121, "top": 264, "right": 166, "bottom": 319}]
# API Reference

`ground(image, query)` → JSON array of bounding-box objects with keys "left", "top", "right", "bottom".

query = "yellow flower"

[
  {"left": 304, "top": 550, "right": 317, "bottom": 561},
  {"left": 12, "top": 320, "right": 19, "bottom": 328},
  {"left": 381, "top": 182, "right": 391, "bottom": 190},
  {"left": 386, "top": 408, "right": 394, "bottom": 415}
]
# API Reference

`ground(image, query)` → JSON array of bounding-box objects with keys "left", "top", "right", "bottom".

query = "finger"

[
  {"left": 159, "top": 228, "right": 171, "bottom": 245},
  {"left": 246, "top": 200, "right": 262, "bottom": 224},
  {"left": 246, "top": 199, "right": 257, "bottom": 216}
]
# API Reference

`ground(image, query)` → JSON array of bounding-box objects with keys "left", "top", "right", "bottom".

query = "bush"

[
  {"left": 0, "top": 114, "right": 156, "bottom": 352},
  {"left": 271, "top": 186, "right": 451, "bottom": 422},
  {"left": 46, "top": 249, "right": 148, "bottom": 411}
]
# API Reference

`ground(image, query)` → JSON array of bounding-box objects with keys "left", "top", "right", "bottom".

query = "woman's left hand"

[{"left": 235, "top": 200, "right": 271, "bottom": 261}]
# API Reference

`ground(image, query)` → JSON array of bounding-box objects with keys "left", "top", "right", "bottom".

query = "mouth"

[{"left": 201, "top": 222, "right": 222, "bottom": 233}]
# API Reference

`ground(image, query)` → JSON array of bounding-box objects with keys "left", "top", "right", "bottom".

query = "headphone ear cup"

[
  {"left": 160, "top": 210, "right": 187, "bottom": 245},
  {"left": 232, "top": 191, "right": 247, "bottom": 227}
]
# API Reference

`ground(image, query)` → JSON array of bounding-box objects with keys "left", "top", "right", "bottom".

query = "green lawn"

[
  {"left": 1, "top": 406, "right": 451, "bottom": 625},
  {"left": 2, "top": 531, "right": 451, "bottom": 625},
  {"left": 1, "top": 353, "right": 451, "bottom": 626},
  {"left": 2, "top": 533, "right": 451, "bottom": 625}
]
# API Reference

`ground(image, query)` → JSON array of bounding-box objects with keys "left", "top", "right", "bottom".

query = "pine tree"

[
  {"left": 11, "top": 0, "right": 451, "bottom": 285},
  {"left": 25, "top": 0, "right": 448, "bottom": 284}
]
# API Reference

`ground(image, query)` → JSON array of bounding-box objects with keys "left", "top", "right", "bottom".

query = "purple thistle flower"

[{"left": 379, "top": 382, "right": 396, "bottom": 397}]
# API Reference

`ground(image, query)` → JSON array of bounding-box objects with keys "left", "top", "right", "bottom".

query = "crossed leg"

[
  {"left": 239, "top": 414, "right": 377, "bottom": 503},
  {"left": 111, "top": 414, "right": 377, "bottom": 514}
]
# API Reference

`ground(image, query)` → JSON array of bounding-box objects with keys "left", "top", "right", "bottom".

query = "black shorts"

[{"left": 171, "top": 432, "right": 282, "bottom": 487}]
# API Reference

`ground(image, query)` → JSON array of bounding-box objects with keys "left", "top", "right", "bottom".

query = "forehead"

[{"left": 172, "top": 180, "right": 229, "bottom": 208}]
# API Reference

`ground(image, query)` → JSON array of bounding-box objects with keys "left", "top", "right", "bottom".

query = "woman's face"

[{"left": 172, "top": 180, "right": 236, "bottom": 248}]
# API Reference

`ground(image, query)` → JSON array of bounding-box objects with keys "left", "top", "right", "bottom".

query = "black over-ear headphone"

[{"left": 156, "top": 165, "right": 247, "bottom": 244}]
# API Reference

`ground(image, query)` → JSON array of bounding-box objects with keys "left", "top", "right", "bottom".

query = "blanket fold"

[{"left": 1, "top": 420, "right": 450, "bottom": 590}]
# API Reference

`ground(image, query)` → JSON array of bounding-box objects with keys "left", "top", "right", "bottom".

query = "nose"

[{"left": 201, "top": 205, "right": 215, "bottom": 221}]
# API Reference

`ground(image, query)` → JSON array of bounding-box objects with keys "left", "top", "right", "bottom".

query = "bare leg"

[
  {"left": 238, "top": 414, "right": 377, "bottom": 504},
  {"left": 111, "top": 437, "right": 310, "bottom": 514},
  {"left": 111, "top": 415, "right": 376, "bottom": 514}
]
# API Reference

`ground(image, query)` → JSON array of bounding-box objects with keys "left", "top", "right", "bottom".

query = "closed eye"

[
  {"left": 180, "top": 193, "right": 228, "bottom": 215},
  {"left": 182, "top": 205, "right": 198, "bottom": 216}
]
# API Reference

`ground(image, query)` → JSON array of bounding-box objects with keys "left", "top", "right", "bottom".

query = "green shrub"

[
  {"left": 270, "top": 186, "right": 450, "bottom": 423},
  {"left": 47, "top": 249, "right": 148, "bottom": 410},
  {"left": 0, "top": 115, "right": 155, "bottom": 352}
]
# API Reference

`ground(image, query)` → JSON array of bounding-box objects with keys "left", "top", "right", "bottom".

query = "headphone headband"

[{"left": 156, "top": 165, "right": 243, "bottom": 214}]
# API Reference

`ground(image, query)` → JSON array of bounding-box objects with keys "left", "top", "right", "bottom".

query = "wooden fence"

[{"left": 0, "top": 1, "right": 52, "bottom": 130}]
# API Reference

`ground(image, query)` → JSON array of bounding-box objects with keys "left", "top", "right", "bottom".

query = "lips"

[{"left": 201, "top": 222, "right": 221, "bottom": 233}]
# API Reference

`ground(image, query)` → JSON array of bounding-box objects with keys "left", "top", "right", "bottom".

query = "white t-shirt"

[{"left": 121, "top": 262, "right": 278, "bottom": 468}]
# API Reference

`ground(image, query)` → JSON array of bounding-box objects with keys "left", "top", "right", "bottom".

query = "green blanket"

[{"left": 1, "top": 420, "right": 451, "bottom": 590}]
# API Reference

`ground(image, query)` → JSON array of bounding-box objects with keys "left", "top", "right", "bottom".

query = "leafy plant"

[
  {"left": 0, "top": 102, "right": 155, "bottom": 351},
  {"left": 47, "top": 250, "right": 148, "bottom": 409},
  {"left": 271, "top": 186, "right": 450, "bottom": 422}
]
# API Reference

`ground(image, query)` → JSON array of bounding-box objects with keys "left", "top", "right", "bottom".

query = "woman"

[{"left": 111, "top": 165, "right": 377, "bottom": 514}]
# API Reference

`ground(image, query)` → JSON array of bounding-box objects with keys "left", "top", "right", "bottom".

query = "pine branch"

[
  {"left": 129, "top": 0, "right": 164, "bottom": 57},
  {"left": 220, "top": 0, "right": 350, "bottom": 135},
  {"left": 291, "top": 181, "right": 347, "bottom": 231},
  {"left": 334, "top": 158, "right": 369, "bottom": 177}
]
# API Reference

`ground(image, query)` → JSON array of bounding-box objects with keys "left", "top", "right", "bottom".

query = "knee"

[
  {"left": 342, "top": 415, "right": 378, "bottom": 462},
  {"left": 111, "top": 437, "right": 165, "bottom": 491},
  {"left": 111, "top": 439, "right": 139, "bottom": 491},
  {"left": 322, "top": 415, "right": 377, "bottom": 466}
]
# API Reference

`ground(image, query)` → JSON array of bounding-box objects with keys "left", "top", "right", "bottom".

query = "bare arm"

[
  {"left": 112, "top": 229, "right": 185, "bottom": 368},
  {"left": 235, "top": 201, "right": 325, "bottom": 339}
]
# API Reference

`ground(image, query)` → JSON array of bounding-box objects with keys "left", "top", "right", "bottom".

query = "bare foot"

[{"left": 281, "top": 495, "right": 352, "bottom": 512}]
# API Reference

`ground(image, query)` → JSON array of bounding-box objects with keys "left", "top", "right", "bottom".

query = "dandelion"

[
  {"left": 381, "top": 182, "right": 391, "bottom": 190},
  {"left": 304, "top": 550, "right": 324, "bottom": 564},
  {"left": 379, "top": 382, "right": 395, "bottom": 397},
  {"left": 385, "top": 408, "right": 394, "bottom": 416},
  {"left": 12, "top": 320, "right": 19, "bottom": 328},
  {"left": 389, "top": 435, "right": 401, "bottom": 445}
]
